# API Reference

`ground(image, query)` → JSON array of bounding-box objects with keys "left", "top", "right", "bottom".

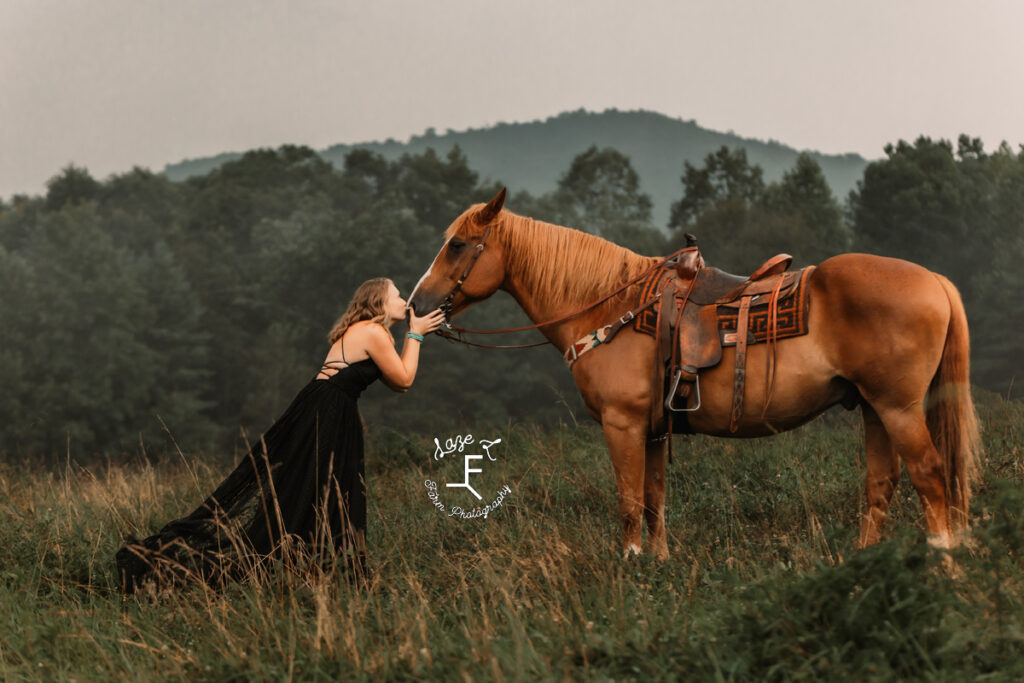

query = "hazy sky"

[{"left": 2, "top": 0, "right": 1022, "bottom": 199}]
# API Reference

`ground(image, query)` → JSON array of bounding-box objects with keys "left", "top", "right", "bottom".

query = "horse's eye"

[{"left": 448, "top": 238, "right": 466, "bottom": 253}]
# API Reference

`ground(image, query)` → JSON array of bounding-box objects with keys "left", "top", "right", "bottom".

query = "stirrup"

[{"left": 666, "top": 369, "right": 701, "bottom": 413}]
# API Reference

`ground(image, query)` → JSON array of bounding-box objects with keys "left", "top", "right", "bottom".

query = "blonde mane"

[{"left": 446, "top": 206, "right": 660, "bottom": 310}]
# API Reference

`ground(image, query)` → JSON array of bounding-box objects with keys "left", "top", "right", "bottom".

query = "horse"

[{"left": 408, "top": 188, "right": 981, "bottom": 560}]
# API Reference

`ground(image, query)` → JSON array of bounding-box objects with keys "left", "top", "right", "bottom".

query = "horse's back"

[
  {"left": 809, "top": 252, "right": 953, "bottom": 400},
  {"left": 811, "top": 252, "right": 946, "bottom": 303},
  {"left": 810, "top": 253, "right": 951, "bottom": 333}
]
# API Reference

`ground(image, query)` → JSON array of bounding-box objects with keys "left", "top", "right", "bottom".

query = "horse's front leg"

[
  {"left": 601, "top": 408, "right": 648, "bottom": 558},
  {"left": 644, "top": 436, "right": 669, "bottom": 561}
]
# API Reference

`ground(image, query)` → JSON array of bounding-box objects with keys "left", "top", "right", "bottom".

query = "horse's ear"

[{"left": 477, "top": 187, "right": 507, "bottom": 224}]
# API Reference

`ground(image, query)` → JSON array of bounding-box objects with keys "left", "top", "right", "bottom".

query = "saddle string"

[{"left": 759, "top": 273, "right": 787, "bottom": 421}]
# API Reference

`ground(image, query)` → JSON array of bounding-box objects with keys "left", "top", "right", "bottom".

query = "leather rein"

[{"left": 432, "top": 224, "right": 697, "bottom": 351}]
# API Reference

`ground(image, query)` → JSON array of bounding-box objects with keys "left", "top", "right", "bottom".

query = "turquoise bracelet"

[{"left": 407, "top": 331, "right": 424, "bottom": 342}]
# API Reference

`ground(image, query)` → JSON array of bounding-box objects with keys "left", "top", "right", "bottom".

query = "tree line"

[{"left": 0, "top": 136, "right": 1020, "bottom": 461}]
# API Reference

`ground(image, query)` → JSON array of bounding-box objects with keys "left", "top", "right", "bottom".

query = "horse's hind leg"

[
  {"left": 858, "top": 403, "right": 901, "bottom": 548},
  {"left": 643, "top": 437, "right": 669, "bottom": 560},
  {"left": 872, "top": 403, "right": 954, "bottom": 548}
]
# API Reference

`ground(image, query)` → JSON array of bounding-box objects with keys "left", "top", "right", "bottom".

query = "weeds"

[{"left": 0, "top": 398, "right": 1022, "bottom": 679}]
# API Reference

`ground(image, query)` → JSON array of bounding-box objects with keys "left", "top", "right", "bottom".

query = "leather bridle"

[
  {"left": 439, "top": 223, "right": 494, "bottom": 322},
  {"left": 433, "top": 223, "right": 549, "bottom": 349}
]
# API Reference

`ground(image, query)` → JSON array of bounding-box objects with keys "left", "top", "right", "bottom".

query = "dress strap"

[{"left": 318, "top": 334, "right": 351, "bottom": 378}]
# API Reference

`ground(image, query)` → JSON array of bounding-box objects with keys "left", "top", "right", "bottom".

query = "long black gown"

[{"left": 115, "top": 350, "right": 382, "bottom": 593}]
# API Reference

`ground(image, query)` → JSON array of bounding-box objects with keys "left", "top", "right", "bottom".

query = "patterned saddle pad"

[{"left": 633, "top": 264, "right": 814, "bottom": 346}]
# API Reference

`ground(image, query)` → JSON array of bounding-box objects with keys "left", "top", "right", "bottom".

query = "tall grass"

[{"left": 1, "top": 394, "right": 1022, "bottom": 680}]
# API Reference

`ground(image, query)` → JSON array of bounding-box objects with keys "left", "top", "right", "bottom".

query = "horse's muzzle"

[{"left": 409, "top": 292, "right": 445, "bottom": 318}]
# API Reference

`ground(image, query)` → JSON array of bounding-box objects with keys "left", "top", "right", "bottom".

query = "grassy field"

[{"left": 1, "top": 393, "right": 1023, "bottom": 681}]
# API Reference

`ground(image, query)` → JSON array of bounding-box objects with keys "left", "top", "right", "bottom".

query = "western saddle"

[{"left": 564, "top": 237, "right": 814, "bottom": 441}]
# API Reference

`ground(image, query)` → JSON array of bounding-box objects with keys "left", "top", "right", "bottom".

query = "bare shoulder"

[
  {"left": 354, "top": 321, "right": 391, "bottom": 342},
  {"left": 326, "top": 321, "right": 384, "bottom": 362},
  {"left": 352, "top": 321, "right": 394, "bottom": 353}
]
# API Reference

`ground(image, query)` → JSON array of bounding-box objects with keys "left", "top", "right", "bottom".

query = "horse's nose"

[
  {"left": 409, "top": 283, "right": 447, "bottom": 317},
  {"left": 408, "top": 296, "right": 430, "bottom": 317}
]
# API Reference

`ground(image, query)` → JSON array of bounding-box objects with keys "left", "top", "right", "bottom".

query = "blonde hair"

[{"left": 328, "top": 277, "right": 394, "bottom": 344}]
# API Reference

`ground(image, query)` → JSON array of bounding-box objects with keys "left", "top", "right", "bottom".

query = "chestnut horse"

[{"left": 409, "top": 189, "right": 981, "bottom": 560}]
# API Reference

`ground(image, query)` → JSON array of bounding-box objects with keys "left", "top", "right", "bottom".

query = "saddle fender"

[{"left": 678, "top": 304, "right": 723, "bottom": 372}]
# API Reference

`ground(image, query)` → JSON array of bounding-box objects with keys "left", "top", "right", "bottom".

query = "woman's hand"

[{"left": 408, "top": 307, "right": 446, "bottom": 336}]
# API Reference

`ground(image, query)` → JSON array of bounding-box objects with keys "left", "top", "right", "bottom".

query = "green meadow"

[{"left": 2, "top": 393, "right": 1022, "bottom": 681}]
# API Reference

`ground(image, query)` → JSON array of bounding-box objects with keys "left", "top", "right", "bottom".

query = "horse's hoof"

[
  {"left": 926, "top": 532, "right": 956, "bottom": 551},
  {"left": 621, "top": 544, "right": 643, "bottom": 559}
]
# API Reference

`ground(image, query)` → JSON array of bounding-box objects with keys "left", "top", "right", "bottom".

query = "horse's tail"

[{"left": 926, "top": 274, "right": 982, "bottom": 534}]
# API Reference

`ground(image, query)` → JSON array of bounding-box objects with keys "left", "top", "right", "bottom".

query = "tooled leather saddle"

[
  {"left": 647, "top": 248, "right": 814, "bottom": 437},
  {"left": 564, "top": 237, "right": 815, "bottom": 440}
]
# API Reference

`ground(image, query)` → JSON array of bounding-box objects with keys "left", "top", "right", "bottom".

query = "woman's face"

[{"left": 385, "top": 281, "right": 408, "bottom": 323}]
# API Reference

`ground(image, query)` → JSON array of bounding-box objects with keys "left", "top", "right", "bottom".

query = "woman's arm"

[{"left": 366, "top": 309, "right": 445, "bottom": 392}]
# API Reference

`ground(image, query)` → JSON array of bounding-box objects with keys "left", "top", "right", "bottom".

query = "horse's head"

[{"left": 409, "top": 188, "right": 508, "bottom": 319}]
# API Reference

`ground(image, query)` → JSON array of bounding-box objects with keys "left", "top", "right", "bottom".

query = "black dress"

[{"left": 115, "top": 345, "right": 382, "bottom": 593}]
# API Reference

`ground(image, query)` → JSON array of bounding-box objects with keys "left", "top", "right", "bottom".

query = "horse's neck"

[{"left": 498, "top": 219, "right": 659, "bottom": 351}]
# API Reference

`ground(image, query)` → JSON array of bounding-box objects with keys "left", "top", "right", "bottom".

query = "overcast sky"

[{"left": 2, "top": 0, "right": 1022, "bottom": 199}]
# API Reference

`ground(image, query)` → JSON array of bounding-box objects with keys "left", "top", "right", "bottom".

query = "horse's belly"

[{"left": 680, "top": 336, "right": 853, "bottom": 437}]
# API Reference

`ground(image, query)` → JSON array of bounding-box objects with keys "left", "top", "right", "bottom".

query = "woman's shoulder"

[
  {"left": 347, "top": 321, "right": 393, "bottom": 350},
  {"left": 348, "top": 320, "right": 390, "bottom": 337}
]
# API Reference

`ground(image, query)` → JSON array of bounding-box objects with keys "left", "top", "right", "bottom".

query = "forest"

[{"left": 1, "top": 136, "right": 1022, "bottom": 461}]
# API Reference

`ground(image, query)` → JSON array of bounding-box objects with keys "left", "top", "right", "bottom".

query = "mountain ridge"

[{"left": 163, "top": 108, "right": 869, "bottom": 227}]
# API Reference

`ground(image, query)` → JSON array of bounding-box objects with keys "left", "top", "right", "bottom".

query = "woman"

[{"left": 115, "top": 278, "right": 445, "bottom": 593}]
